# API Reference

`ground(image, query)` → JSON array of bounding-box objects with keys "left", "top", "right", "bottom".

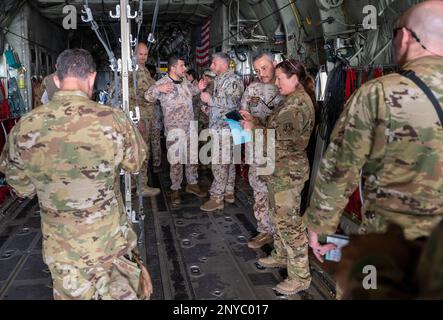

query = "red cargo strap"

[
  {"left": 345, "top": 66, "right": 356, "bottom": 101},
  {"left": 361, "top": 67, "right": 367, "bottom": 85},
  {"left": 344, "top": 187, "right": 362, "bottom": 221},
  {"left": 0, "top": 80, "right": 11, "bottom": 120}
]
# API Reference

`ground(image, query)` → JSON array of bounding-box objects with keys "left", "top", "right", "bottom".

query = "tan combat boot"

[
  {"left": 258, "top": 256, "right": 286, "bottom": 268},
  {"left": 247, "top": 233, "right": 273, "bottom": 249},
  {"left": 224, "top": 193, "right": 235, "bottom": 204},
  {"left": 200, "top": 198, "right": 224, "bottom": 212},
  {"left": 142, "top": 185, "right": 161, "bottom": 197},
  {"left": 185, "top": 184, "right": 206, "bottom": 197},
  {"left": 170, "top": 190, "right": 180, "bottom": 205},
  {"left": 274, "top": 278, "right": 311, "bottom": 296}
]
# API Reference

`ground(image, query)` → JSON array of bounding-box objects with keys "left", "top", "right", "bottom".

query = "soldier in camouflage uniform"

[
  {"left": 0, "top": 49, "right": 152, "bottom": 300},
  {"left": 145, "top": 55, "right": 206, "bottom": 205},
  {"left": 200, "top": 53, "right": 244, "bottom": 212},
  {"left": 129, "top": 43, "right": 160, "bottom": 197},
  {"left": 241, "top": 59, "right": 316, "bottom": 295},
  {"left": 306, "top": 1, "right": 443, "bottom": 265},
  {"left": 240, "top": 52, "right": 284, "bottom": 249}
]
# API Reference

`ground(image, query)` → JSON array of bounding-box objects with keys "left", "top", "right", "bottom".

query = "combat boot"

[
  {"left": 274, "top": 278, "right": 311, "bottom": 296},
  {"left": 247, "top": 233, "right": 273, "bottom": 249},
  {"left": 258, "top": 256, "right": 286, "bottom": 268},
  {"left": 200, "top": 198, "right": 224, "bottom": 212},
  {"left": 170, "top": 190, "right": 180, "bottom": 205},
  {"left": 224, "top": 193, "right": 235, "bottom": 204},
  {"left": 142, "top": 185, "right": 160, "bottom": 197},
  {"left": 185, "top": 184, "right": 206, "bottom": 197}
]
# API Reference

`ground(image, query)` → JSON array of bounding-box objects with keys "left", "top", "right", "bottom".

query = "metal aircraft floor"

[{"left": 0, "top": 165, "right": 336, "bottom": 300}]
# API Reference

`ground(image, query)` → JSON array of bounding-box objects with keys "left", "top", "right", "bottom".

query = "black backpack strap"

[{"left": 399, "top": 70, "right": 443, "bottom": 127}]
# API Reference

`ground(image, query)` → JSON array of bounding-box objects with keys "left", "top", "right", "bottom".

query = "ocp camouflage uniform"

[
  {"left": 0, "top": 90, "right": 147, "bottom": 299},
  {"left": 241, "top": 82, "right": 284, "bottom": 234},
  {"left": 304, "top": 56, "right": 443, "bottom": 240},
  {"left": 151, "top": 101, "right": 163, "bottom": 168},
  {"left": 129, "top": 65, "right": 156, "bottom": 187},
  {"left": 256, "top": 87, "right": 315, "bottom": 283},
  {"left": 207, "top": 71, "right": 244, "bottom": 200},
  {"left": 145, "top": 75, "right": 200, "bottom": 190}
]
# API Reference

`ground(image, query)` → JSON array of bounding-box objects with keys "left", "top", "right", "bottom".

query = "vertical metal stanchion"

[
  {"left": 120, "top": 0, "right": 134, "bottom": 223},
  {"left": 120, "top": 1, "right": 146, "bottom": 263}
]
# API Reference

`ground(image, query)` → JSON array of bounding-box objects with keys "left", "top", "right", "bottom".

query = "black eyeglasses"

[{"left": 393, "top": 26, "right": 428, "bottom": 50}]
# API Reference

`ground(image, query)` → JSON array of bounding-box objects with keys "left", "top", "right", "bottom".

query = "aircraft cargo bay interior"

[{"left": 0, "top": 0, "right": 442, "bottom": 301}]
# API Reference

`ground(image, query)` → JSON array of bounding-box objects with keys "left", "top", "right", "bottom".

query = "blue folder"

[{"left": 225, "top": 119, "right": 252, "bottom": 145}]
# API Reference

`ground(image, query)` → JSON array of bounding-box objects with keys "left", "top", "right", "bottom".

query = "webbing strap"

[{"left": 399, "top": 69, "right": 443, "bottom": 127}]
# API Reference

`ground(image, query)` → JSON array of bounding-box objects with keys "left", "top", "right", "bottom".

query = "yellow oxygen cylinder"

[
  {"left": 17, "top": 67, "right": 26, "bottom": 89},
  {"left": 17, "top": 73, "right": 25, "bottom": 89},
  {"left": 230, "top": 59, "right": 236, "bottom": 71}
]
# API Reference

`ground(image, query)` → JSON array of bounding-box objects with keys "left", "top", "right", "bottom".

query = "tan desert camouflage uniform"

[
  {"left": 206, "top": 71, "right": 244, "bottom": 200},
  {"left": 241, "top": 82, "right": 284, "bottom": 234},
  {"left": 146, "top": 75, "right": 200, "bottom": 190},
  {"left": 256, "top": 87, "right": 315, "bottom": 284}
]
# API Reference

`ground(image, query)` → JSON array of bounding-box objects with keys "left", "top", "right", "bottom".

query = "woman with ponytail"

[{"left": 240, "top": 59, "right": 316, "bottom": 295}]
